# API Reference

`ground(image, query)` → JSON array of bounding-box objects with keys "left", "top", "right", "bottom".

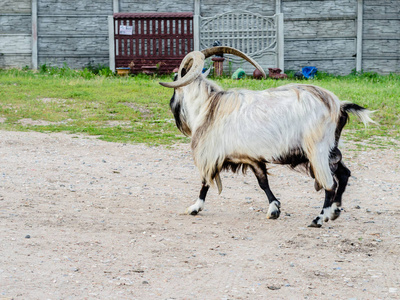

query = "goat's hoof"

[
  {"left": 267, "top": 209, "right": 281, "bottom": 219},
  {"left": 186, "top": 198, "right": 204, "bottom": 216},
  {"left": 186, "top": 206, "right": 202, "bottom": 215},
  {"left": 266, "top": 200, "right": 281, "bottom": 219},
  {"left": 330, "top": 208, "right": 341, "bottom": 221},
  {"left": 323, "top": 203, "right": 341, "bottom": 221},
  {"left": 308, "top": 217, "right": 323, "bottom": 228}
]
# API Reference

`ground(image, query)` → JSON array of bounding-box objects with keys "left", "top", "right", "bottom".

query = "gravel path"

[{"left": 0, "top": 130, "right": 399, "bottom": 299}]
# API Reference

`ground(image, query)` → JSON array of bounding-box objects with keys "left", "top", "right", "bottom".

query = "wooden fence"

[
  {"left": 0, "top": 0, "right": 399, "bottom": 75},
  {"left": 112, "top": 12, "right": 193, "bottom": 73}
]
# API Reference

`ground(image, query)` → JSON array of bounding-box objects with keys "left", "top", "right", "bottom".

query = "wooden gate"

[{"left": 113, "top": 12, "right": 194, "bottom": 73}]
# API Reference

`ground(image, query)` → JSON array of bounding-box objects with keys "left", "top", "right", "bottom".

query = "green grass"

[{"left": 0, "top": 67, "right": 399, "bottom": 147}]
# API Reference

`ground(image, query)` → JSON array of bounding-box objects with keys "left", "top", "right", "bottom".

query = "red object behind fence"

[{"left": 114, "top": 12, "right": 194, "bottom": 74}]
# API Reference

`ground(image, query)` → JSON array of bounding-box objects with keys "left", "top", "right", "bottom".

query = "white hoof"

[
  {"left": 309, "top": 216, "right": 324, "bottom": 228},
  {"left": 266, "top": 200, "right": 281, "bottom": 219},
  {"left": 186, "top": 198, "right": 204, "bottom": 215},
  {"left": 322, "top": 202, "right": 341, "bottom": 221},
  {"left": 309, "top": 203, "right": 341, "bottom": 228}
]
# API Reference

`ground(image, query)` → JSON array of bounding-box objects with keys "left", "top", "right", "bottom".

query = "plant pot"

[{"left": 116, "top": 67, "right": 131, "bottom": 76}]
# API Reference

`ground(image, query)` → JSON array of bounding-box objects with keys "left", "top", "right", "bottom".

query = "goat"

[{"left": 159, "top": 46, "right": 375, "bottom": 227}]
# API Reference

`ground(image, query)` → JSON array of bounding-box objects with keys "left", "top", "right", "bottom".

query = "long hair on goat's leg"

[
  {"left": 186, "top": 183, "right": 209, "bottom": 215},
  {"left": 250, "top": 162, "right": 281, "bottom": 219}
]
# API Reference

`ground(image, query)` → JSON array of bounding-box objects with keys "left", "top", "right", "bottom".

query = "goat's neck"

[{"left": 182, "top": 78, "right": 222, "bottom": 131}]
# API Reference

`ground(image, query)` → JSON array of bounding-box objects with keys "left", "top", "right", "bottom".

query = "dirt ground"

[{"left": 0, "top": 130, "right": 399, "bottom": 299}]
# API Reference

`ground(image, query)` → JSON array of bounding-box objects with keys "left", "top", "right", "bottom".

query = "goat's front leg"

[
  {"left": 251, "top": 163, "right": 281, "bottom": 219},
  {"left": 186, "top": 183, "right": 209, "bottom": 215}
]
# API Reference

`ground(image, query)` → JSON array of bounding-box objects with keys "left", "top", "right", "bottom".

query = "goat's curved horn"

[
  {"left": 159, "top": 51, "right": 205, "bottom": 88},
  {"left": 202, "top": 46, "right": 266, "bottom": 78}
]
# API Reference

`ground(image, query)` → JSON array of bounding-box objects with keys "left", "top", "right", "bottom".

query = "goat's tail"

[{"left": 340, "top": 102, "right": 377, "bottom": 126}]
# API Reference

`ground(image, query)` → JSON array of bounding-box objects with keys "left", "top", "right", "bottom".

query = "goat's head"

[
  {"left": 159, "top": 46, "right": 266, "bottom": 88},
  {"left": 159, "top": 47, "right": 266, "bottom": 137}
]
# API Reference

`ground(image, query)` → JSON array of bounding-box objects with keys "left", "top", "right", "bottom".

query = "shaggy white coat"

[{"left": 173, "top": 76, "right": 371, "bottom": 191}]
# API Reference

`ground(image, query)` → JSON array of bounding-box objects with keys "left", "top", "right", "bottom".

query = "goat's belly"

[{"left": 270, "top": 148, "right": 309, "bottom": 166}]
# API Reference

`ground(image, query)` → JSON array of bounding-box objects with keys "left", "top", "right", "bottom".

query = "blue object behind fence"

[{"left": 302, "top": 66, "right": 317, "bottom": 79}]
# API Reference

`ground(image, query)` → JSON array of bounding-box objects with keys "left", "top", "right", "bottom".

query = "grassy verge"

[{"left": 0, "top": 67, "right": 399, "bottom": 147}]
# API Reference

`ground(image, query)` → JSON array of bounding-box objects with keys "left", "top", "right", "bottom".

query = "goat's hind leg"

[
  {"left": 330, "top": 159, "right": 351, "bottom": 220},
  {"left": 251, "top": 162, "right": 281, "bottom": 219},
  {"left": 309, "top": 181, "right": 338, "bottom": 228},
  {"left": 309, "top": 147, "right": 345, "bottom": 227},
  {"left": 186, "top": 183, "right": 209, "bottom": 215}
]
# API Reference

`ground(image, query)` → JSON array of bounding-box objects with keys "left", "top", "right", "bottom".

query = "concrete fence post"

[
  {"left": 356, "top": 0, "right": 363, "bottom": 72},
  {"left": 31, "top": 0, "right": 38, "bottom": 69},
  {"left": 276, "top": 13, "right": 284, "bottom": 72},
  {"left": 113, "top": 0, "right": 119, "bottom": 13},
  {"left": 194, "top": 0, "right": 201, "bottom": 51},
  {"left": 108, "top": 16, "right": 115, "bottom": 72}
]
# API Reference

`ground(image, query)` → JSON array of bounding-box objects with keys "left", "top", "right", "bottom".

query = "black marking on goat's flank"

[
  {"left": 222, "top": 154, "right": 268, "bottom": 175},
  {"left": 272, "top": 148, "right": 310, "bottom": 171},
  {"left": 299, "top": 85, "right": 333, "bottom": 111},
  {"left": 222, "top": 161, "right": 251, "bottom": 175}
]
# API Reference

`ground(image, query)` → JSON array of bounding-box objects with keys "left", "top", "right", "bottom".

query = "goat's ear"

[
  {"left": 203, "top": 67, "right": 212, "bottom": 78},
  {"left": 180, "top": 68, "right": 187, "bottom": 77}
]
